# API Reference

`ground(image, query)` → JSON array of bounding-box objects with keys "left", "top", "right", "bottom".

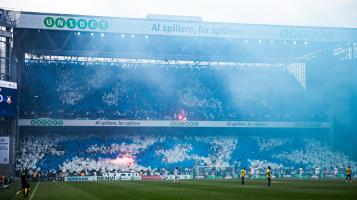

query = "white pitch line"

[{"left": 29, "top": 181, "right": 40, "bottom": 200}]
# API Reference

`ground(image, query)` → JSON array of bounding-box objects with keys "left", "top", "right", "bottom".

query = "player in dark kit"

[
  {"left": 346, "top": 165, "right": 352, "bottom": 183},
  {"left": 240, "top": 168, "right": 246, "bottom": 185},
  {"left": 266, "top": 166, "right": 272, "bottom": 187},
  {"left": 21, "top": 169, "right": 30, "bottom": 197}
]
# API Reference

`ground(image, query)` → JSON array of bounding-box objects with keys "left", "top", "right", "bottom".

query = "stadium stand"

[
  {"left": 16, "top": 131, "right": 356, "bottom": 178},
  {"left": 20, "top": 60, "right": 327, "bottom": 121}
]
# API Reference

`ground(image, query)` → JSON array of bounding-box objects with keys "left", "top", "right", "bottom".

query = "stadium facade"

[{"left": 0, "top": 8, "right": 356, "bottom": 178}]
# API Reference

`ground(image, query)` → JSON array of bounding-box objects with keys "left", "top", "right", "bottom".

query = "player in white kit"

[
  {"left": 334, "top": 166, "right": 338, "bottom": 179},
  {"left": 299, "top": 167, "right": 304, "bottom": 180},
  {"left": 174, "top": 167, "right": 180, "bottom": 183},
  {"left": 250, "top": 167, "right": 255, "bottom": 179},
  {"left": 162, "top": 169, "right": 168, "bottom": 181},
  {"left": 315, "top": 167, "right": 320, "bottom": 180}
]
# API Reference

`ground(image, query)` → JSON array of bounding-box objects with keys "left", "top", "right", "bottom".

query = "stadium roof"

[
  {"left": 1, "top": 9, "right": 355, "bottom": 42},
  {"left": 2, "top": 9, "right": 356, "bottom": 62}
]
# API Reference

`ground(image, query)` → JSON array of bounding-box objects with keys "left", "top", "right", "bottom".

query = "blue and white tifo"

[{"left": 1, "top": 8, "right": 356, "bottom": 179}]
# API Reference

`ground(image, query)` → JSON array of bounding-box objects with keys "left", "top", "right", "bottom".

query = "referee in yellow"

[
  {"left": 266, "top": 166, "right": 272, "bottom": 187},
  {"left": 240, "top": 168, "right": 246, "bottom": 185},
  {"left": 346, "top": 165, "right": 352, "bottom": 183}
]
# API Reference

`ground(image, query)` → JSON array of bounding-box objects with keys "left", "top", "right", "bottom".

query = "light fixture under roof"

[{"left": 146, "top": 14, "right": 202, "bottom": 22}]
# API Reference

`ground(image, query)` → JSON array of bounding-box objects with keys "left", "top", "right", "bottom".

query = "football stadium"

[{"left": 0, "top": 4, "right": 357, "bottom": 200}]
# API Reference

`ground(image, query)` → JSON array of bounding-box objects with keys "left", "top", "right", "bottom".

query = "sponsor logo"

[
  {"left": 170, "top": 121, "right": 199, "bottom": 127},
  {"left": 66, "top": 176, "right": 89, "bottom": 182},
  {"left": 44, "top": 16, "right": 109, "bottom": 30},
  {"left": 294, "top": 122, "right": 322, "bottom": 128},
  {"left": 30, "top": 119, "right": 64, "bottom": 126},
  {"left": 142, "top": 175, "right": 161, "bottom": 180},
  {"left": 97, "top": 176, "right": 116, "bottom": 181},
  {"left": 0, "top": 95, "right": 12, "bottom": 104},
  {"left": 280, "top": 28, "right": 333, "bottom": 41}
]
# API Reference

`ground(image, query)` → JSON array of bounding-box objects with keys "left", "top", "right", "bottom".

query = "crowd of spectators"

[
  {"left": 16, "top": 60, "right": 343, "bottom": 179},
  {"left": 20, "top": 60, "right": 328, "bottom": 121},
  {"left": 16, "top": 131, "right": 356, "bottom": 178}
]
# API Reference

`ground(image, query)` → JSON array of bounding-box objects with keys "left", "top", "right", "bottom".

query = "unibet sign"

[
  {"left": 30, "top": 119, "right": 64, "bottom": 126},
  {"left": 43, "top": 17, "right": 108, "bottom": 30}
]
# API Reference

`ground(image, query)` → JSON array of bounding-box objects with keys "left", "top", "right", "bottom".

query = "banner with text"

[
  {"left": 0, "top": 136, "right": 10, "bottom": 164},
  {"left": 18, "top": 119, "right": 331, "bottom": 129},
  {"left": 12, "top": 12, "right": 357, "bottom": 42},
  {"left": 64, "top": 174, "right": 142, "bottom": 182}
]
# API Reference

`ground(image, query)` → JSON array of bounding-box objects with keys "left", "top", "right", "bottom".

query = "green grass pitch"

[{"left": 5, "top": 179, "right": 357, "bottom": 200}]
